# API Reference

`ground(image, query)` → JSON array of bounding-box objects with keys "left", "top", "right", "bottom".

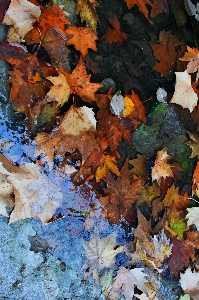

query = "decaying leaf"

[
  {"left": 102, "top": 15, "right": 128, "bottom": 46},
  {"left": 104, "top": 266, "right": 148, "bottom": 300},
  {"left": 170, "top": 71, "right": 198, "bottom": 112},
  {"left": 186, "top": 207, "right": 199, "bottom": 231},
  {"left": 76, "top": 0, "right": 98, "bottom": 33},
  {"left": 82, "top": 228, "right": 123, "bottom": 280},
  {"left": 3, "top": 0, "right": 41, "bottom": 40}
]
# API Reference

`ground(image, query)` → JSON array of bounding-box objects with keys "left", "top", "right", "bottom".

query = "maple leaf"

[
  {"left": 0, "top": 159, "right": 63, "bottom": 224},
  {"left": 187, "top": 131, "right": 199, "bottom": 158},
  {"left": 150, "top": 0, "right": 169, "bottom": 18},
  {"left": 102, "top": 15, "right": 128, "bottom": 46},
  {"left": 44, "top": 71, "right": 70, "bottom": 107},
  {"left": 180, "top": 46, "right": 199, "bottom": 80},
  {"left": 150, "top": 39, "right": 177, "bottom": 76},
  {"left": 35, "top": 105, "right": 98, "bottom": 161},
  {"left": 82, "top": 228, "right": 123, "bottom": 280},
  {"left": 170, "top": 71, "right": 198, "bottom": 112},
  {"left": 65, "top": 26, "right": 98, "bottom": 57},
  {"left": 180, "top": 268, "right": 199, "bottom": 300},
  {"left": 130, "top": 227, "right": 172, "bottom": 268},
  {"left": 152, "top": 148, "right": 174, "bottom": 184},
  {"left": 124, "top": 0, "right": 153, "bottom": 22},
  {"left": 3, "top": 0, "right": 41, "bottom": 40},
  {"left": 168, "top": 238, "right": 195, "bottom": 278},
  {"left": 76, "top": 0, "right": 98, "bottom": 33},
  {"left": 104, "top": 266, "right": 148, "bottom": 300},
  {"left": 100, "top": 159, "right": 142, "bottom": 224},
  {"left": 192, "top": 160, "right": 199, "bottom": 196},
  {"left": 25, "top": 26, "right": 70, "bottom": 62},
  {"left": 95, "top": 155, "right": 120, "bottom": 182},
  {"left": 129, "top": 154, "right": 148, "bottom": 182},
  {"left": 59, "top": 56, "right": 102, "bottom": 102},
  {"left": 31, "top": 4, "right": 70, "bottom": 40}
]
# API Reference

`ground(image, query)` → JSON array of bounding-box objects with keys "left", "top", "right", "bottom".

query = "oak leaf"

[
  {"left": 59, "top": 56, "right": 102, "bottom": 102},
  {"left": 124, "top": 0, "right": 153, "bottom": 22},
  {"left": 76, "top": 0, "right": 98, "bottom": 33},
  {"left": 3, "top": 0, "right": 41, "bottom": 40},
  {"left": 82, "top": 228, "right": 123, "bottom": 280},
  {"left": 104, "top": 266, "right": 148, "bottom": 300},
  {"left": 170, "top": 71, "right": 198, "bottom": 112},
  {"left": 180, "top": 268, "right": 199, "bottom": 300},
  {"left": 65, "top": 26, "right": 98, "bottom": 57},
  {"left": 102, "top": 15, "right": 128, "bottom": 46},
  {"left": 130, "top": 227, "right": 172, "bottom": 268},
  {"left": 31, "top": 4, "right": 70, "bottom": 40}
]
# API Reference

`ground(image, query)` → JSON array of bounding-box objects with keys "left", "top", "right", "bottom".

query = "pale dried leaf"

[
  {"left": 45, "top": 72, "right": 70, "bottom": 107},
  {"left": 180, "top": 267, "right": 199, "bottom": 300},
  {"left": 82, "top": 228, "right": 123, "bottom": 280},
  {"left": 3, "top": 0, "right": 41, "bottom": 39},
  {"left": 186, "top": 207, "right": 199, "bottom": 231},
  {"left": 170, "top": 71, "right": 198, "bottom": 112},
  {"left": 152, "top": 148, "right": 173, "bottom": 183},
  {"left": 7, "top": 163, "right": 63, "bottom": 224},
  {"left": 60, "top": 105, "right": 96, "bottom": 135},
  {"left": 104, "top": 266, "right": 148, "bottom": 300}
]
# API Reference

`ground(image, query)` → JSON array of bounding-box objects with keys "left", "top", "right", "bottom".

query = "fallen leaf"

[
  {"left": 102, "top": 15, "right": 128, "bottom": 46},
  {"left": 32, "top": 4, "right": 70, "bottom": 40},
  {"left": 180, "top": 267, "right": 199, "bottom": 299},
  {"left": 104, "top": 266, "right": 148, "bottom": 300},
  {"left": 150, "top": 0, "right": 169, "bottom": 18},
  {"left": 82, "top": 228, "right": 123, "bottom": 280},
  {"left": 44, "top": 71, "right": 70, "bottom": 107},
  {"left": 3, "top": 0, "right": 41, "bottom": 40},
  {"left": 186, "top": 207, "right": 199, "bottom": 231},
  {"left": 100, "top": 158, "right": 142, "bottom": 224},
  {"left": 152, "top": 148, "right": 174, "bottom": 184},
  {"left": 65, "top": 26, "right": 98, "bottom": 57},
  {"left": 59, "top": 56, "right": 102, "bottom": 102},
  {"left": 170, "top": 70, "right": 198, "bottom": 112},
  {"left": 180, "top": 46, "right": 199, "bottom": 80},
  {"left": 95, "top": 155, "right": 120, "bottom": 182},
  {"left": 76, "top": 0, "right": 98, "bottom": 33},
  {"left": 124, "top": 0, "right": 153, "bottom": 22}
]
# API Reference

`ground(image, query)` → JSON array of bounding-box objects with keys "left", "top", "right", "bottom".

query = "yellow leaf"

[
  {"left": 123, "top": 96, "right": 135, "bottom": 117},
  {"left": 45, "top": 72, "right": 70, "bottom": 107},
  {"left": 76, "top": 0, "right": 98, "bottom": 33},
  {"left": 95, "top": 155, "right": 120, "bottom": 182}
]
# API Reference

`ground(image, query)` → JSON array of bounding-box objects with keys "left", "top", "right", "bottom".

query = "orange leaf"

[
  {"left": 32, "top": 4, "right": 70, "bottom": 40},
  {"left": 102, "top": 15, "right": 128, "bottom": 46},
  {"left": 65, "top": 26, "right": 98, "bottom": 57},
  {"left": 95, "top": 155, "right": 120, "bottom": 182},
  {"left": 124, "top": 0, "right": 153, "bottom": 22},
  {"left": 59, "top": 56, "right": 102, "bottom": 102}
]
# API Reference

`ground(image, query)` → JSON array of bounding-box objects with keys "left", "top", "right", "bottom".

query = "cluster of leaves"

[{"left": 2, "top": 0, "right": 199, "bottom": 299}]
